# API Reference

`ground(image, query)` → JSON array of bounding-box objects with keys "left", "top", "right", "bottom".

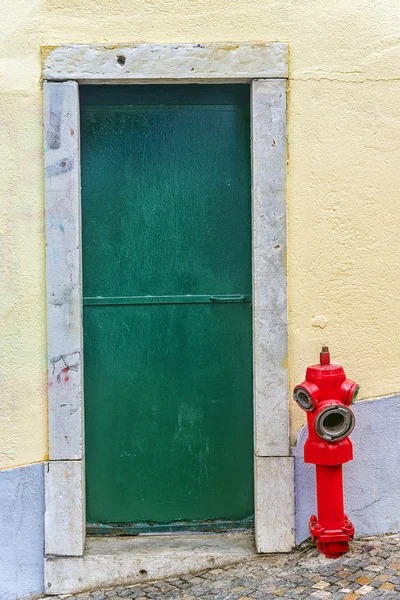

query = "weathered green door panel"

[
  {"left": 80, "top": 105, "right": 251, "bottom": 296},
  {"left": 81, "top": 85, "right": 253, "bottom": 527},
  {"left": 84, "top": 302, "right": 253, "bottom": 523}
]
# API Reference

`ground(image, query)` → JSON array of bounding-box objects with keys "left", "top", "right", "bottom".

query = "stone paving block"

[
  {"left": 355, "top": 576, "right": 371, "bottom": 585},
  {"left": 366, "top": 564, "right": 384, "bottom": 572},
  {"left": 379, "top": 581, "right": 395, "bottom": 590},
  {"left": 356, "top": 584, "right": 374, "bottom": 595},
  {"left": 312, "top": 581, "right": 330, "bottom": 589}
]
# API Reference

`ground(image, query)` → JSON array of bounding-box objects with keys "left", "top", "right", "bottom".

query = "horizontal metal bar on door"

[
  {"left": 81, "top": 105, "right": 241, "bottom": 112},
  {"left": 83, "top": 294, "right": 251, "bottom": 306}
]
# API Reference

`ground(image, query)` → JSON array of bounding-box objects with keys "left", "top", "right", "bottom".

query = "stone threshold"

[{"left": 44, "top": 531, "right": 256, "bottom": 595}]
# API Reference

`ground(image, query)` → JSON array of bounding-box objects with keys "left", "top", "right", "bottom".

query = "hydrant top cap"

[
  {"left": 306, "top": 363, "right": 346, "bottom": 382},
  {"left": 305, "top": 346, "right": 347, "bottom": 381}
]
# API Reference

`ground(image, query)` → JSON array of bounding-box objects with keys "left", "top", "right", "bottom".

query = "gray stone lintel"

[{"left": 42, "top": 43, "right": 288, "bottom": 82}]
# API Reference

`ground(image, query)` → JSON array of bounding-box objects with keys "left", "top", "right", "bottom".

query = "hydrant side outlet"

[{"left": 294, "top": 347, "right": 359, "bottom": 558}]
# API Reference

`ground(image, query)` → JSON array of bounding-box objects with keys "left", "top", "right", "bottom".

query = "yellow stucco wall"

[{"left": 1, "top": 0, "right": 400, "bottom": 468}]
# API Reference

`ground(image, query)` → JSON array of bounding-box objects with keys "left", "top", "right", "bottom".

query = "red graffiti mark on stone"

[
  {"left": 61, "top": 366, "right": 70, "bottom": 382},
  {"left": 50, "top": 351, "right": 80, "bottom": 384}
]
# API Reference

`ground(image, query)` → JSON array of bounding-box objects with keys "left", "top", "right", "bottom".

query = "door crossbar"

[{"left": 83, "top": 294, "right": 251, "bottom": 306}]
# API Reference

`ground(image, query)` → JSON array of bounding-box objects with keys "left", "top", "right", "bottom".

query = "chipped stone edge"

[{"left": 42, "top": 43, "right": 288, "bottom": 82}]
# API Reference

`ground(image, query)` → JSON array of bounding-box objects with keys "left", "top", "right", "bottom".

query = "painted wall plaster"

[
  {"left": 1, "top": 1, "right": 400, "bottom": 467},
  {"left": 294, "top": 395, "right": 400, "bottom": 545},
  {"left": 0, "top": 463, "right": 45, "bottom": 599}
]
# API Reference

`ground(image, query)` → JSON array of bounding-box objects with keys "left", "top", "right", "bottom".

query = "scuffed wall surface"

[
  {"left": 0, "top": 463, "right": 45, "bottom": 599},
  {"left": 294, "top": 395, "right": 400, "bottom": 544},
  {"left": 1, "top": 0, "right": 400, "bottom": 465}
]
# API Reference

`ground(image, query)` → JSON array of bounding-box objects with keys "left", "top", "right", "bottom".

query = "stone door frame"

[{"left": 43, "top": 42, "right": 293, "bottom": 565}]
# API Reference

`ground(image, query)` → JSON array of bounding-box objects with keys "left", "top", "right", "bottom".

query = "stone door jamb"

[{"left": 42, "top": 42, "right": 293, "bottom": 560}]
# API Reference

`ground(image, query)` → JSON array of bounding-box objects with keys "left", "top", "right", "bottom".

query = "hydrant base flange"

[{"left": 309, "top": 514, "right": 355, "bottom": 559}]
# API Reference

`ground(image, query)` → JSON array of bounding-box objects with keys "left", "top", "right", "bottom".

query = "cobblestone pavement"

[{"left": 45, "top": 533, "right": 400, "bottom": 600}]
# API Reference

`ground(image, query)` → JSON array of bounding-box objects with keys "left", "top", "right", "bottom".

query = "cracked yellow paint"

[{"left": 1, "top": 0, "right": 400, "bottom": 468}]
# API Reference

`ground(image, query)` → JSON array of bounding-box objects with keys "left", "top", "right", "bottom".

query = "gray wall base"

[
  {"left": 0, "top": 463, "right": 45, "bottom": 599},
  {"left": 294, "top": 394, "right": 400, "bottom": 545}
]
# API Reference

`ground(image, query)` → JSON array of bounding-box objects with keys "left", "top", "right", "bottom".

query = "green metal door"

[{"left": 81, "top": 84, "right": 253, "bottom": 531}]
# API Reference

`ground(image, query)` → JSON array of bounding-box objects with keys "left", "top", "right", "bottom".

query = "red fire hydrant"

[{"left": 294, "top": 347, "right": 359, "bottom": 558}]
